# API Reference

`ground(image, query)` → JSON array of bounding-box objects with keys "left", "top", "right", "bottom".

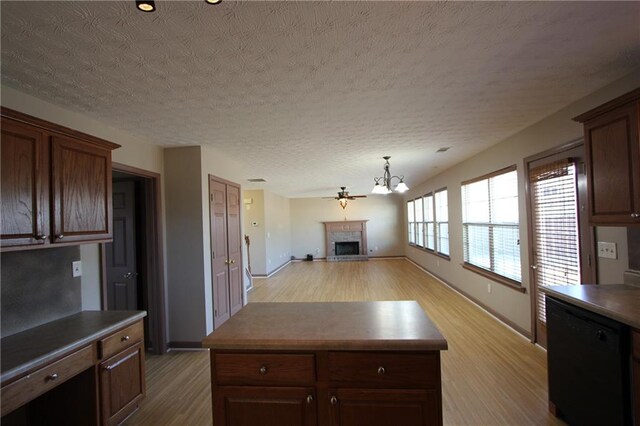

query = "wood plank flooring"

[{"left": 126, "top": 259, "right": 564, "bottom": 426}]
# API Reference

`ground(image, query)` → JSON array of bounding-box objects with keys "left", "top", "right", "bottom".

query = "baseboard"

[
  {"left": 251, "top": 260, "right": 291, "bottom": 279},
  {"left": 168, "top": 341, "right": 203, "bottom": 349},
  {"left": 404, "top": 257, "right": 531, "bottom": 339}
]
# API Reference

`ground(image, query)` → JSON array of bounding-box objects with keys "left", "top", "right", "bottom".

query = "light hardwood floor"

[{"left": 126, "top": 259, "right": 564, "bottom": 426}]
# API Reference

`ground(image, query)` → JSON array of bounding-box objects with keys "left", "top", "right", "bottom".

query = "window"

[
  {"left": 462, "top": 166, "right": 521, "bottom": 285},
  {"left": 407, "top": 200, "right": 415, "bottom": 244},
  {"left": 434, "top": 189, "right": 449, "bottom": 256},
  {"left": 408, "top": 190, "right": 449, "bottom": 257}
]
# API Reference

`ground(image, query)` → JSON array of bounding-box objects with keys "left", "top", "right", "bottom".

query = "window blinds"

[{"left": 530, "top": 159, "right": 580, "bottom": 323}]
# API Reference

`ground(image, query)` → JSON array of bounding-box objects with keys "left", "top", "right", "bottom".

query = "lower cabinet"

[
  {"left": 633, "top": 330, "right": 640, "bottom": 426},
  {"left": 211, "top": 350, "right": 443, "bottom": 426},
  {"left": 214, "top": 386, "right": 317, "bottom": 426},
  {"left": 100, "top": 343, "right": 146, "bottom": 426}
]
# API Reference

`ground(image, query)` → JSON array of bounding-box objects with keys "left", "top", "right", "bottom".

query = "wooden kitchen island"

[{"left": 202, "top": 301, "right": 448, "bottom": 426}]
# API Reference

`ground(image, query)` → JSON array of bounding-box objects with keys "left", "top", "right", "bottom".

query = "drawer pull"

[
  {"left": 121, "top": 335, "right": 130, "bottom": 342},
  {"left": 377, "top": 366, "right": 386, "bottom": 375},
  {"left": 330, "top": 396, "right": 338, "bottom": 405},
  {"left": 306, "top": 395, "right": 313, "bottom": 404},
  {"left": 632, "top": 213, "right": 640, "bottom": 218},
  {"left": 56, "top": 234, "right": 64, "bottom": 240},
  {"left": 46, "top": 373, "right": 59, "bottom": 381},
  {"left": 259, "top": 366, "right": 267, "bottom": 375},
  {"left": 35, "top": 234, "right": 48, "bottom": 241}
]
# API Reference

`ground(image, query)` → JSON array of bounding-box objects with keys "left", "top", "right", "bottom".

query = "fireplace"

[
  {"left": 335, "top": 241, "right": 360, "bottom": 256},
  {"left": 323, "top": 220, "right": 369, "bottom": 261}
]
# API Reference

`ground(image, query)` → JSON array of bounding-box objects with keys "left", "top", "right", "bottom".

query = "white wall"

[
  {"left": 264, "top": 191, "right": 292, "bottom": 274},
  {"left": 596, "top": 227, "right": 629, "bottom": 284},
  {"left": 405, "top": 72, "right": 640, "bottom": 335},
  {"left": 243, "top": 190, "right": 267, "bottom": 275},
  {"left": 290, "top": 195, "right": 405, "bottom": 259}
]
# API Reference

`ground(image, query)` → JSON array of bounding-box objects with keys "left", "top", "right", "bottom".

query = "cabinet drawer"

[
  {"left": 215, "top": 353, "right": 315, "bottom": 386},
  {"left": 100, "top": 321, "right": 143, "bottom": 360},
  {"left": 1, "top": 345, "right": 94, "bottom": 416},
  {"left": 328, "top": 352, "right": 440, "bottom": 388},
  {"left": 633, "top": 329, "right": 640, "bottom": 360}
]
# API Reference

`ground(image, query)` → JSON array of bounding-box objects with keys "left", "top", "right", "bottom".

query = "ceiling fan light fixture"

[
  {"left": 339, "top": 198, "right": 348, "bottom": 209},
  {"left": 136, "top": 0, "right": 156, "bottom": 12}
]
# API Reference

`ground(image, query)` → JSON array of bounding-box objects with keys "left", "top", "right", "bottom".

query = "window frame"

[
  {"left": 407, "top": 189, "right": 450, "bottom": 261},
  {"left": 461, "top": 165, "right": 524, "bottom": 292}
]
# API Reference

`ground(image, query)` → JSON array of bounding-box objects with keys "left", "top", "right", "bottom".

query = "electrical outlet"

[
  {"left": 72, "top": 261, "right": 82, "bottom": 277},
  {"left": 597, "top": 241, "right": 617, "bottom": 259}
]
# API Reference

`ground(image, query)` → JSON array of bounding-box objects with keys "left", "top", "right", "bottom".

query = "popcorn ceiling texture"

[{"left": 1, "top": 1, "right": 639, "bottom": 197}]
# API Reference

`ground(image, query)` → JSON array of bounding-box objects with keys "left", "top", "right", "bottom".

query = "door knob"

[
  {"left": 530, "top": 265, "right": 537, "bottom": 270},
  {"left": 230, "top": 259, "right": 236, "bottom": 264}
]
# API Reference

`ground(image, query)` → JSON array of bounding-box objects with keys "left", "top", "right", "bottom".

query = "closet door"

[
  {"left": 210, "top": 178, "right": 231, "bottom": 327},
  {"left": 226, "top": 184, "right": 243, "bottom": 316}
]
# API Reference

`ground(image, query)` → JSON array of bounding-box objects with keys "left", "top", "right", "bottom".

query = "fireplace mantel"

[{"left": 323, "top": 220, "right": 369, "bottom": 261}]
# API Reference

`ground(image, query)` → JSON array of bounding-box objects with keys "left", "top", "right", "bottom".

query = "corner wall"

[{"left": 405, "top": 72, "right": 640, "bottom": 335}]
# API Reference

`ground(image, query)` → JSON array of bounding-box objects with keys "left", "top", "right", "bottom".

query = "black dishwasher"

[{"left": 546, "top": 296, "right": 632, "bottom": 426}]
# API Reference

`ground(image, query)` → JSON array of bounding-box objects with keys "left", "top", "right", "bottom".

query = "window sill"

[
  {"left": 462, "top": 263, "right": 526, "bottom": 293},
  {"left": 408, "top": 244, "right": 450, "bottom": 261}
]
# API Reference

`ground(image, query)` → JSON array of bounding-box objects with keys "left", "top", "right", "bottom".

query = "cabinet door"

[
  {"left": 99, "top": 343, "right": 145, "bottom": 426},
  {"left": 584, "top": 101, "right": 640, "bottom": 224},
  {"left": 328, "top": 388, "right": 440, "bottom": 426},
  {"left": 51, "top": 135, "right": 113, "bottom": 243},
  {"left": 1, "top": 118, "right": 49, "bottom": 248},
  {"left": 214, "top": 386, "right": 316, "bottom": 426}
]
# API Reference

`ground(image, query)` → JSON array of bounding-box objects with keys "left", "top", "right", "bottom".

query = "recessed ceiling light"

[
  {"left": 205, "top": 0, "right": 222, "bottom": 4},
  {"left": 136, "top": 0, "right": 156, "bottom": 12}
]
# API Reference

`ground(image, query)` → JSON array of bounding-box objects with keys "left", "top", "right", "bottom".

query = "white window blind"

[
  {"left": 530, "top": 159, "right": 580, "bottom": 323},
  {"left": 435, "top": 189, "right": 449, "bottom": 256},
  {"left": 415, "top": 197, "right": 424, "bottom": 247},
  {"left": 462, "top": 167, "right": 521, "bottom": 283},
  {"left": 407, "top": 200, "right": 415, "bottom": 244},
  {"left": 424, "top": 194, "right": 435, "bottom": 250}
]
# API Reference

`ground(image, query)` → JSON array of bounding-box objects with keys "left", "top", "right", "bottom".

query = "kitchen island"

[
  {"left": 202, "top": 301, "right": 448, "bottom": 426},
  {"left": 541, "top": 285, "right": 640, "bottom": 426}
]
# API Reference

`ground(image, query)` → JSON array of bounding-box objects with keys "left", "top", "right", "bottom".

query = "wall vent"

[
  {"left": 436, "top": 147, "right": 451, "bottom": 153},
  {"left": 247, "top": 178, "right": 267, "bottom": 182}
]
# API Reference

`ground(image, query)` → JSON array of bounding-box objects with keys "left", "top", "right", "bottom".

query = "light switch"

[
  {"left": 597, "top": 242, "right": 617, "bottom": 259},
  {"left": 72, "top": 261, "right": 82, "bottom": 277}
]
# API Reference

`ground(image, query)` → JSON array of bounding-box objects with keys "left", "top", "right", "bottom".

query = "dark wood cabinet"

[
  {"left": 0, "top": 118, "right": 49, "bottom": 247},
  {"left": 0, "top": 108, "right": 119, "bottom": 250},
  {"left": 573, "top": 88, "right": 640, "bottom": 225},
  {"left": 214, "top": 386, "right": 317, "bottom": 426},
  {"left": 633, "top": 330, "right": 640, "bottom": 426},
  {"left": 99, "top": 343, "right": 145, "bottom": 426}
]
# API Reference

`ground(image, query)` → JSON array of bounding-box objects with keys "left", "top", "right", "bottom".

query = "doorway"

[
  {"left": 525, "top": 141, "right": 595, "bottom": 347},
  {"left": 102, "top": 163, "right": 167, "bottom": 355}
]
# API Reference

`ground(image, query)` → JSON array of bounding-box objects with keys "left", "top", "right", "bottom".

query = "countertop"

[
  {"left": 540, "top": 284, "right": 640, "bottom": 329},
  {"left": 202, "top": 301, "right": 448, "bottom": 351},
  {"left": 1, "top": 310, "right": 146, "bottom": 384}
]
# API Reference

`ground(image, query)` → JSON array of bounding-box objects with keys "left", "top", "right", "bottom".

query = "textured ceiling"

[{"left": 2, "top": 1, "right": 639, "bottom": 198}]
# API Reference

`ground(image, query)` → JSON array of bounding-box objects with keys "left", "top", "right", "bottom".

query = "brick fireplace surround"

[{"left": 323, "top": 220, "right": 369, "bottom": 261}]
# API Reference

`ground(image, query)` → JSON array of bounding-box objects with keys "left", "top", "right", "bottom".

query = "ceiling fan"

[{"left": 323, "top": 187, "right": 367, "bottom": 209}]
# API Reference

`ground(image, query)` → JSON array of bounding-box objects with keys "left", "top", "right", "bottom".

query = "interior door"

[
  {"left": 226, "top": 184, "right": 243, "bottom": 316},
  {"left": 106, "top": 180, "right": 138, "bottom": 310},
  {"left": 210, "top": 178, "right": 231, "bottom": 327},
  {"left": 528, "top": 145, "right": 591, "bottom": 347}
]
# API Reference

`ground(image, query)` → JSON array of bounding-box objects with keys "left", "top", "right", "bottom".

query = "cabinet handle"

[
  {"left": 259, "top": 365, "right": 267, "bottom": 375},
  {"left": 35, "top": 235, "right": 48, "bottom": 241},
  {"left": 46, "top": 373, "right": 59, "bottom": 381},
  {"left": 56, "top": 234, "right": 64, "bottom": 240},
  {"left": 377, "top": 366, "right": 386, "bottom": 375},
  {"left": 330, "top": 396, "right": 338, "bottom": 405},
  {"left": 121, "top": 335, "right": 130, "bottom": 342},
  {"left": 104, "top": 365, "right": 114, "bottom": 371},
  {"left": 306, "top": 395, "right": 313, "bottom": 404},
  {"left": 632, "top": 213, "right": 640, "bottom": 218}
]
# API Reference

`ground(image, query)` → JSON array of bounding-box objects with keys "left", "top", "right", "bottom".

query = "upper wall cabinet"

[
  {"left": 573, "top": 88, "right": 640, "bottom": 225},
  {"left": 1, "top": 108, "right": 120, "bottom": 250}
]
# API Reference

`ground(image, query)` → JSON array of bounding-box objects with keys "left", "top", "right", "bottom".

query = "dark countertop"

[
  {"left": 1, "top": 310, "right": 146, "bottom": 384},
  {"left": 540, "top": 285, "right": 640, "bottom": 329},
  {"left": 202, "top": 301, "right": 448, "bottom": 351}
]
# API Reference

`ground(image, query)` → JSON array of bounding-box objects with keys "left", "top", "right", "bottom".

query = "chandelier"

[{"left": 371, "top": 156, "right": 409, "bottom": 194}]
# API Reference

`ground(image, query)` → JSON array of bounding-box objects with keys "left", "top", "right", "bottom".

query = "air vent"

[
  {"left": 247, "top": 178, "right": 267, "bottom": 182},
  {"left": 436, "top": 147, "right": 451, "bottom": 153}
]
